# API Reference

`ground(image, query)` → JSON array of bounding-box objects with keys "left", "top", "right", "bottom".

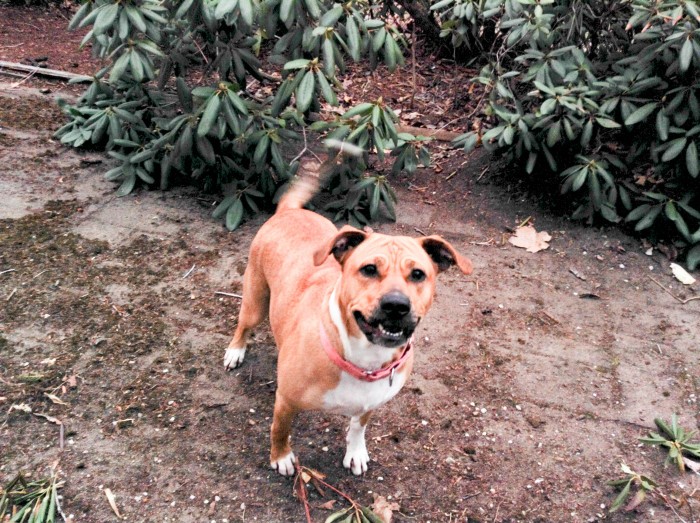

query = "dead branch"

[
  {"left": 396, "top": 124, "right": 462, "bottom": 142},
  {"left": 0, "top": 61, "right": 91, "bottom": 83},
  {"left": 647, "top": 276, "right": 700, "bottom": 304}
]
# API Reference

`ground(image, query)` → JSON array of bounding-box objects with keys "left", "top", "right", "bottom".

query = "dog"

[{"left": 224, "top": 160, "right": 473, "bottom": 476}]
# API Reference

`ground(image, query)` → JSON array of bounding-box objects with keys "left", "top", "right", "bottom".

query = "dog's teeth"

[{"left": 379, "top": 325, "right": 401, "bottom": 337}]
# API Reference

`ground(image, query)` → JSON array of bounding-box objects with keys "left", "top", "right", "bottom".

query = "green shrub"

[
  {"left": 55, "top": 0, "right": 421, "bottom": 229},
  {"left": 439, "top": 0, "right": 700, "bottom": 268}
]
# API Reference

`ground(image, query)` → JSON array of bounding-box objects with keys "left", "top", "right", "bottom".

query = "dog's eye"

[
  {"left": 409, "top": 269, "right": 426, "bottom": 282},
  {"left": 360, "top": 264, "right": 378, "bottom": 278}
]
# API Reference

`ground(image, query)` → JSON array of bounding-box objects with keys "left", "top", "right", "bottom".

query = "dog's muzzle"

[{"left": 353, "top": 292, "right": 418, "bottom": 347}]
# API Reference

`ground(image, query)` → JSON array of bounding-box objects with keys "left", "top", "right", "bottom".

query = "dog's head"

[{"left": 314, "top": 226, "right": 473, "bottom": 348}]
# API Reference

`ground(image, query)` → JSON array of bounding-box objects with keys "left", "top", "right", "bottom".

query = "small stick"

[
  {"left": 540, "top": 311, "right": 560, "bottom": 324},
  {"left": 215, "top": 291, "right": 243, "bottom": 299},
  {"left": 414, "top": 227, "right": 427, "bottom": 235},
  {"left": 476, "top": 166, "right": 489, "bottom": 181},
  {"left": 445, "top": 170, "right": 458, "bottom": 181},
  {"left": 182, "top": 264, "right": 196, "bottom": 279},
  {"left": 32, "top": 269, "right": 48, "bottom": 280},
  {"left": 0, "top": 268, "right": 16, "bottom": 276},
  {"left": 6, "top": 288, "right": 17, "bottom": 302},
  {"left": 518, "top": 216, "right": 532, "bottom": 228},
  {"left": 647, "top": 275, "right": 700, "bottom": 304},
  {"left": 410, "top": 22, "right": 417, "bottom": 110}
]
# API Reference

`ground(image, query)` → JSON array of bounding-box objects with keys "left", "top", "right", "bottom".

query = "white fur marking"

[
  {"left": 271, "top": 451, "right": 296, "bottom": 476},
  {"left": 224, "top": 347, "right": 246, "bottom": 370},
  {"left": 343, "top": 416, "right": 370, "bottom": 475}
]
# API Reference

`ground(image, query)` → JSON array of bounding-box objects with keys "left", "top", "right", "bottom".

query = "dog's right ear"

[{"left": 314, "top": 226, "right": 368, "bottom": 266}]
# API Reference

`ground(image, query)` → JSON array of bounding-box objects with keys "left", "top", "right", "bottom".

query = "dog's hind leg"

[{"left": 224, "top": 257, "right": 269, "bottom": 370}]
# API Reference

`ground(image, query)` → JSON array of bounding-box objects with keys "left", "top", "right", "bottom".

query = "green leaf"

[
  {"left": 116, "top": 174, "right": 136, "bottom": 196},
  {"left": 302, "top": 0, "right": 321, "bottom": 19},
  {"left": 322, "top": 38, "right": 336, "bottom": 78},
  {"left": 239, "top": 0, "right": 254, "bottom": 25},
  {"left": 280, "top": 0, "right": 295, "bottom": 22},
  {"left": 215, "top": 0, "right": 238, "bottom": 18},
  {"left": 680, "top": 38, "right": 693, "bottom": 73},
  {"left": 316, "top": 69, "right": 337, "bottom": 106},
  {"left": 196, "top": 135, "right": 216, "bottom": 165},
  {"left": 686, "top": 140, "right": 699, "bottom": 177},
  {"left": 320, "top": 5, "right": 343, "bottom": 27},
  {"left": 94, "top": 3, "right": 119, "bottom": 35},
  {"left": 635, "top": 205, "right": 662, "bottom": 231},
  {"left": 295, "top": 70, "right": 315, "bottom": 112},
  {"left": 177, "top": 77, "right": 193, "bottom": 112},
  {"left": 283, "top": 58, "right": 311, "bottom": 70},
  {"left": 595, "top": 117, "right": 621, "bottom": 129},
  {"left": 626, "top": 204, "right": 651, "bottom": 222},
  {"left": 198, "top": 95, "right": 221, "bottom": 138},
  {"left": 226, "top": 198, "right": 245, "bottom": 230},
  {"left": 346, "top": 16, "right": 361, "bottom": 61},
  {"left": 661, "top": 137, "right": 687, "bottom": 162},
  {"left": 686, "top": 244, "right": 700, "bottom": 271},
  {"left": 213, "top": 195, "right": 237, "bottom": 218},
  {"left": 226, "top": 90, "right": 248, "bottom": 115},
  {"left": 125, "top": 6, "right": 147, "bottom": 33},
  {"left": 610, "top": 481, "right": 632, "bottom": 512},
  {"left": 624, "top": 103, "right": 657, "bottom": 126}
]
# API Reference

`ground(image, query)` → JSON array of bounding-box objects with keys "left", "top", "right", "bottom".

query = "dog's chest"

[{"left": 321, "top": 371, "right": 407, "bottom": 417}]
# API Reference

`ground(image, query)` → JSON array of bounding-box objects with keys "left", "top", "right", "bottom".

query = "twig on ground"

[
  {"left": 647, "top": 276, "right": 700, "bottom": 304},
  {"left": 413, "top": 227, "right": 427, "bottom": 235},
  {"left": 476, "top": 166, "right": 489, "bottom": 181},
  {"left": 0, "top": 268, "right": 16, "bottom": 276},
  {"left": 182, "top": 264, "right": 196, "bottom": 279},
  {"left": 290, "top": 126, "right": 323, "bottom": 164},
  {"left": 215, "top": 291, "right": 243, "bottom": 298},
  {"left": 6, "top": 288, "right": 17, "bottom": 302}
]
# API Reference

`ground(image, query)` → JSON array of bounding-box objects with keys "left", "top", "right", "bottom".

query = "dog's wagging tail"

[{"left": 224, "top": 146, "right": 473, "bottom": 476}]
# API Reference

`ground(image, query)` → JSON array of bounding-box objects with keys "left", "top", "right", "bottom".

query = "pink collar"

[{"left": 320, "top": 323, "right": 412, "bottom": 386}]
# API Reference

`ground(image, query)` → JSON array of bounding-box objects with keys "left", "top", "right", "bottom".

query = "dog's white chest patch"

[{"left": 322, "top": 371, "right": 407, "bottom": 417}]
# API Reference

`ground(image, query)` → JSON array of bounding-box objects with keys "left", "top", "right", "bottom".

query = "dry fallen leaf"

[
  {"left": 104, "top": 488, "right": 123, "bottom": 519},
  {"left": 319, "top": 500, "right": 337, "bottom": 510},
  {"left": 45, "top": 392, "right": 69, "bottom": 406},
  {"left": 508, "top": 225, "right": 552, "bottom": 253},
  {"left": 670, "top": 263, "right": 696, "bottom": 285},
  {"left": 372, "top": 494, "right": 400, "bottom": 523},
  {"left": 683, "top": 456, "right": 700, "bottom": 475}
]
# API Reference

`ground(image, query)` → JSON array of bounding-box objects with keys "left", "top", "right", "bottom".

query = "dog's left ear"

[
  {"left": 314, "top": 226, "right": 368, "bottom": 266},
  {"left": 419, "top": 236, "right": 473, "bottom": 275}
]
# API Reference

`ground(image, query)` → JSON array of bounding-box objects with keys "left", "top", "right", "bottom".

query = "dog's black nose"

[{"left": 379, "top": 292, "right": 411, "bottom": 318}]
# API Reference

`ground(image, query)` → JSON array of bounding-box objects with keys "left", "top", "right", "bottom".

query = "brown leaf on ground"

[
  {"left": 319, "top": 500, "right": 336, "bottom": 510},
  {"left": 372, "top": 494, "right": 400, "bottom": 523},
  {"left": 508, "top": 225, "right": 552, "bottom": 253}
]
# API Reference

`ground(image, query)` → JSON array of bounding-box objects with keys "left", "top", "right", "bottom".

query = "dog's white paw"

[
  {"left": 271, "top": 452, "right": 296, "bottom": 476},
  {"left": 224, "top": 347, "right": 246, "bottom": 370},
  {"left": 343, "top": 445, "right": 370, "bottom": 475}
]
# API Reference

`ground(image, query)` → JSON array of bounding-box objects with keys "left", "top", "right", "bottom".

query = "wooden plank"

[{"left": 0, "top": 61, "right": 92, "bottom": 83}]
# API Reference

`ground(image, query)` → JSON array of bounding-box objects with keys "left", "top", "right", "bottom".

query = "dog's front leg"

[
  {"left": 270, "top": 394, "right": 298, "bottom": 476},
  {"left": 343, "top": 412, "right": 372, "bottom": 475}
]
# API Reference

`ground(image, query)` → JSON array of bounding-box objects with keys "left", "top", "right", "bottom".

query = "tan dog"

[{"left": 224, "top": 171, "right": 472, "bottom": 476}]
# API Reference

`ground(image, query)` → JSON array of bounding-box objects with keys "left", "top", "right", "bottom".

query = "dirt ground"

[{"left": 1, "top": 5, "right": 700, "bottom": 523}]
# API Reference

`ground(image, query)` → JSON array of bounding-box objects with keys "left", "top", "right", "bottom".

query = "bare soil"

[{"left": 1, "top": 6, "right": 699, "bottom": 523}]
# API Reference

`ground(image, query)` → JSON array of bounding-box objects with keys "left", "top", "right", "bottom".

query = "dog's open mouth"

[{"left": 353, "top": 311, "right": 415, "bottom": 347}]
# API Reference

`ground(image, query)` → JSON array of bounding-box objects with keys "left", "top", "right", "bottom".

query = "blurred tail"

[
  {"left": 276, "top": 140, "right": 364, "bottom": 214},
  {"left": 276, "top": 159, "right": 325, "bottom": 213}
]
